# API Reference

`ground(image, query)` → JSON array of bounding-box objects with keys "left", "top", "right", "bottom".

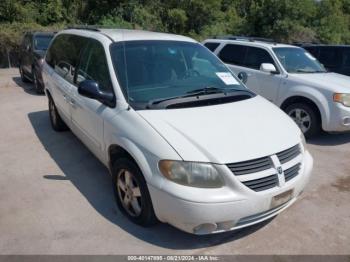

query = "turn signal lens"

[{"left": 333, "top": 93, "right": 350, "bottom": 107}]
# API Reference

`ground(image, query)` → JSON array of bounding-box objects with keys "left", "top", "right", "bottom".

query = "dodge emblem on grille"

[{"left": 277, "top": 166, "right": 283, "bottom": 174}]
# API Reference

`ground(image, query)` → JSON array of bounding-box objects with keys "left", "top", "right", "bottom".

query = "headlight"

[
  {"left": 300, "top": 132, "right": 307, "bottom": 151},
  {"left": 158, "top": 160, "right": 224, "bottom": 188},
  {"left": 333, "top": 93, "right": 350, "bottom": 107}
]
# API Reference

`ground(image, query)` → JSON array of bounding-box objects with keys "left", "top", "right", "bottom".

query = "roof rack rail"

[
  {"left": 213, "top": 35, "right": 276, "bottom": 44},
  {"left": 66, "top": 25, "right": 100, "bottom": 31},
  {"left": 292, "top": 41, "right": 322, "bottom": 46}
]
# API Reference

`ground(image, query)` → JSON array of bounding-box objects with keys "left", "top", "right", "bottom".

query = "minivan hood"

[
  {"left": 290, "top": 72, "right": 350, "bottom": 92},
  {"left": 137, "top": 96, "right": 301, "bottom": 164}
]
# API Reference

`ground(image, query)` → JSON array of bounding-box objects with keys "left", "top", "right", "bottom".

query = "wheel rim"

[
  {"left": 49, "top": 100, "right": 57, "bottom": 125},
  {"left": 116, "top": 169, "right": 142, "bottom": 217},
  {"left": 288, "top": 108, "right": 311, "bottom": 133}
]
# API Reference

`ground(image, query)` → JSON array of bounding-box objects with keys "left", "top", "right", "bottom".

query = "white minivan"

[
  {"left": 43, "top": 28, "right": 313, "bottom": 235},
  {"left": 203, "top": 37, "right": 350, "bottom": 138}
]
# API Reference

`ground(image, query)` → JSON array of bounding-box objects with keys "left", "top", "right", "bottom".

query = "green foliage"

[{"left": 2, "top": 0, "right": 350, "bottom": 65}]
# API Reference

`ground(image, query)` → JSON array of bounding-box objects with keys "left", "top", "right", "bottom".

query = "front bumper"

[
  {"left": 148, "top": 151, "right": 313, "bottom": 234},
  {"left": 324, "top": 103, "right": 350, "bottom": 132}
]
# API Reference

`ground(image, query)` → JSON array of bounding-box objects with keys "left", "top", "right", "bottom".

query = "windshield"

[
  {"left": 110, "top": 40, "right": 247, "bottom": 108},
  {"left": 34, "top": 35, "right": 53, "bottom": 51},
  {"left": 273, "top": 47, "right": 326, "bottom": 73}
]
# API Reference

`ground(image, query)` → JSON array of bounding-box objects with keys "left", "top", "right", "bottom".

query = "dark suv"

[
  {"left": 19, "top": 32, "right": 55, "bottom": 93},
  {"left": 302, "top": 45, "right": 350, "bottom": 76}
]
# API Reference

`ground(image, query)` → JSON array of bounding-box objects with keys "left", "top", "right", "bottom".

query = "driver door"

[
  {"left": 242, "top": 46, "right": 282, "bottom": 102},
  {"left": 70, "top": 39, "right": 114, "bottom": 160}
]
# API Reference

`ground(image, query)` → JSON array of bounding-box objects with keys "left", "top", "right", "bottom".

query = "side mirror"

[
  {"left": 237, "top": 71, "right": 248, "bottom": 84},
  {"left": 78, "top": 80, "right": 115, "bottom": 107},
  {"left": 260, "top": 63, "right": 278, "bottom": 74}
]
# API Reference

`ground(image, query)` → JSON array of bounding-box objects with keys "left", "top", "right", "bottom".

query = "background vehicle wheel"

[
  {"left": 285, "top": 103, "right": 320, "bottom": 138},
  {"left": 112, "top": 158, "right": 158, "bottom": 226},
  {"left": 19, "top": 65, "right": 30, "bottom": 83},
  {"left": 33, "top": 69, "right": 44, "bottom": 94},
  {"left": 48, "top": 97, "right": 68, "bottom": 132}
]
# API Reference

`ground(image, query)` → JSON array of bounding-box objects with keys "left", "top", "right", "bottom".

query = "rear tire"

[
  {"left": 285, "top": 103, "right": 320, "bottom": 138},
  {"left": 33, "top": 69, "right": 44, "bottom": 94},
  {"left": 19, "top": 65, "right": 30, "bottom": 83},
  {"left": 112, "top": 158, "right": 158, "bottom": 226},
  {"left": 48, "top": 96, "right": 68, "bottom": 132}
]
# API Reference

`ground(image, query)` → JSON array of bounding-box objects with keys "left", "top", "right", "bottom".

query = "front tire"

[
  {"left": 48, "top": 96, "right": 68, "bottom": 132},
  {"left": 285, "top": 103, "right": 320, "bottom": 138},
  {"left": 112, "top": 158, "right": 158, "bottom": 226}
]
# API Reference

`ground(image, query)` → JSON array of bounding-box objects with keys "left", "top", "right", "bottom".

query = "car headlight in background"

[
  {"left": 333, "top": 93, "right": 350, "bottom": 107},
  {"left": 158, "top": 160, "right": 224, "bottom": 188}
]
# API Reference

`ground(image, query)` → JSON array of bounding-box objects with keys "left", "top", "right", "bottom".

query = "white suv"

[
  {"left": 203, "top": 37, "right": 350, "bottom": 137},
  {"left": 43, "top": 28, "right": 313, "bottom": 234}
]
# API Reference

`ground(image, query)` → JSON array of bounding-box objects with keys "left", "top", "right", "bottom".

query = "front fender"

[
  {"left": 278, "top": 85, "right": 330, "bottom": 130},
  {"left": 104, "top": 109, "right": 182, "bottom": 189}
]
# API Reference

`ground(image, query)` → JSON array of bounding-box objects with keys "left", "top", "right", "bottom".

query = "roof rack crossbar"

[
  {"left": 66, "top": 25, "right": 100, "bottom": 32},
  {"left": 213, "top": 35, "right": 276, "bottom": 44}
]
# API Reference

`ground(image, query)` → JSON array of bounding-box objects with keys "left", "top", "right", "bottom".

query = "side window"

[
  {"left": 244, "top": 46, "right": 275, "bottom": 70},
  {"left": 204, "top": 42, "right": 220, "bottom": 52},
  {"left": 319, "top": 47, "right": 340, "bottom": 67},
  {"left": 76, "top": 40, "right": 113, "bottom": 92},
  {"left": 46, "top": 34, "right": 87, "bottom": 83},
  {"left": 218, "top": 44, "right": 247, "bottom": 66}
]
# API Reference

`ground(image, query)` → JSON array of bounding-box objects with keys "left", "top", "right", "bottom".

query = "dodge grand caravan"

[{"left": 43, "top": 28, "right": 313, "bottom": 234}]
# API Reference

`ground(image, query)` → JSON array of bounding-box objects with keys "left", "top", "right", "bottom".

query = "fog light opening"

[
  {"left": 193, "top": 223, "right": 217, "bottom": 235},
  {"left": 343, "top": 117, "right": 350, "bottom": 126}
]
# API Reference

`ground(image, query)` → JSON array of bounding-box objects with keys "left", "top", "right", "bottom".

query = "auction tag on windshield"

[{"left": 216, "top": 72, "right": 239, "bottom": 85}]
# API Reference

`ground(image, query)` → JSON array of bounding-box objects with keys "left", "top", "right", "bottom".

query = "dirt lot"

[{"left": 0, "top": 68, "right": 349, "bottom": 255}]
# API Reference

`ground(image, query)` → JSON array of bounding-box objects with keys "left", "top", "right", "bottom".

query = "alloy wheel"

[
  {"left": 288, "top": 108, "right": 311, "bottom": 133},
  {"left": 116, "top": 169, "right": 142, "bottom": 217}
]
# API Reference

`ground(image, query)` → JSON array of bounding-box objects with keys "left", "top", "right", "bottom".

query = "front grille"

[
  {"left": 277, "top": 144, "right": 301, "bottom": 164},
  {"left": 227, "top": 145, "right": 302, "bottom": 192},
  {"left": 227, "top": 156, "right": 272, "bottom": 176},
  {"left": 242, "top": 174, "right": 278, "bottom": 192},
  {"left": 284, "top": 163, "right": 301, "bottom": 182}
]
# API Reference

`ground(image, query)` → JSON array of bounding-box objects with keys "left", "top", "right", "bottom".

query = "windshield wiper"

[
  {"left": 146, "top": 87, "right": 249, "bottom": 109},
  {"left": 186, "top": 86, "right": 242, "bottom": 96},
  {"left": 296, "top": 69, "right": 326, "bottom": 73},
  {"left": 186, "top": 87, "right": 226, "bottom": 95},
  {"left": 148, "top": 87, "right": 240, "bottom": 106}
]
